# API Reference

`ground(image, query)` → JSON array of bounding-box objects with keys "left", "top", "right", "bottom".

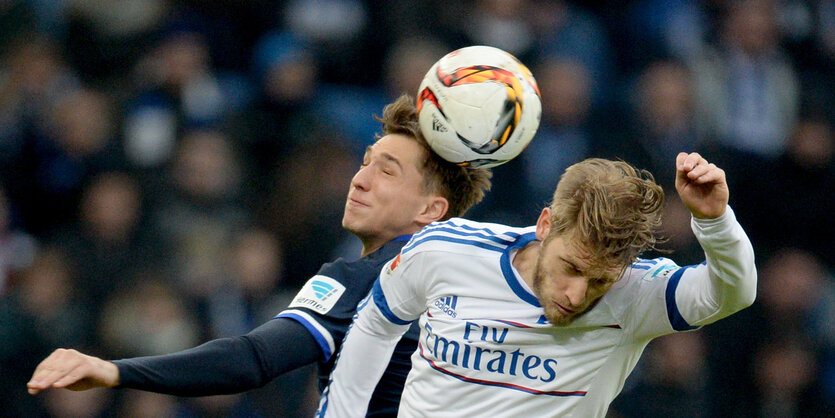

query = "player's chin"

[
  {"left": 544, "top": 308, "right": 573, "bottom": 326},
  {"left": 341, "top": 214, "right": 360, "bottom": 232},
  {"left": 342, "top": 215, "right": 374, "bottom": 237}
]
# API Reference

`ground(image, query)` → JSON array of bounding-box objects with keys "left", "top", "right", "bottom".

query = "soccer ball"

[{"left": 417, "top": 45, "right": 541, "bottom": 168}]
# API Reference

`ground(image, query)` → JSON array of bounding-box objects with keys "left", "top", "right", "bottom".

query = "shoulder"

[
  {"left": 295, "top": 236, "right": 404, "bottom": 296},
  {"left": 287, "top": 241, "right": 408, "bottom": 317},
  {"left": 608, "top": 257, "right": 682, "bottom": 296},
  {"left": 401, "top": 218, "right": 534, "bottom": 256},
  {"left": 317, "top": 238, "right": 407, "bottom": 284},
  {"left": 605, "top": 257, "right": 682, "bottom": 312},
  {"left": 315, "top": 258, "right": 367, "bottom": 287},
  {"left": 626, "top": 257, "right": 681, "bottom": 282}
]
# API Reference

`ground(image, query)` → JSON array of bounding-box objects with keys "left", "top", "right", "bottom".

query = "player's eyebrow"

[
  {"left": 378, "top": 151, "right": 404, "bottom": 172},
  {"left": 560, "top": 256, "right": 584, "bottom": 273},
  {"left": 560, "top": 255, "right": 613, "bottom": 281}
]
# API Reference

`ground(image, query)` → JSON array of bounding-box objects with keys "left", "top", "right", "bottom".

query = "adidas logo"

[
  {"left": 311, "top": 280, "right": 338, "bottom": 301},
  {"left": 434, "top": 296, "right": 458, "bottom": 318},
  {"left": 432, "top": 116, "right": 448, "bottom": 132}
]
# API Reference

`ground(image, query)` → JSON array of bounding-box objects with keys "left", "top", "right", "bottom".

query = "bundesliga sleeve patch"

[
  {"left": 288, "top": 275, "right": 347, "bottom": 314},
  {"left": 649, "top": 264, "right": 678, "bottom": 280}
]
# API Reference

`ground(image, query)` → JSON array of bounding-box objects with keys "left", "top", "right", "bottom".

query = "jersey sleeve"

[
  {"left": 114, "top": 317, "right": 320, "bottom": 396},
  {"left": 317, "top": 250, "right": 430, "bottom": 417},
  {"left": 622, "top": 207, "right": 757, "bottom": 338},
  {"left": 275, "top": 259, "right": 378, "bottom": 361},
  {"left": 372, "top": 250, "right": 430, "bottom": 324},
  {"left": 673, "top": 206, "right": 757, "bottom": 326}
]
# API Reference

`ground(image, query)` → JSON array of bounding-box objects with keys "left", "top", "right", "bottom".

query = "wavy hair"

[{"left": 549, "top": 158, "right": 665, "bottom": 272}]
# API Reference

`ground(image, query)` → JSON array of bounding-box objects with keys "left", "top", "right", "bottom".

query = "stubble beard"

[{"left": 532, "top": 256, "right": 574, "bottom": 327}]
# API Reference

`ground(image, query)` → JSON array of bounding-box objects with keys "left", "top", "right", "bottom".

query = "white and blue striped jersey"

[{"left": 319, "top": 208, "right": 756, "bottom": 417}]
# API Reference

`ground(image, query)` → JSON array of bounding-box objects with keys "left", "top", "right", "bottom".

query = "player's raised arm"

[{"left": 668, "top": 152, "right": 757, "bottom": 327}]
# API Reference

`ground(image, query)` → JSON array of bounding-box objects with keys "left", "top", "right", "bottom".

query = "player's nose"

[
  {"left": 351, "top": 164, "right": 372, "bottom": 191},
  {"left": 564, "top": 279, "right": 588, "bottom": 308}
]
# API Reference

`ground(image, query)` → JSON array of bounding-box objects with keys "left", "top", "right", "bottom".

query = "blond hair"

[
  {"left": 376, "top": 94, "right": 492, "bottom": 219},
  {"left": 549, "top": 158, "right": 664, "bottom": 271}
]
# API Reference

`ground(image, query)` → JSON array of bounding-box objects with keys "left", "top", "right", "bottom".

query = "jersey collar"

[{"left": 500, "top": 231, "right": 541, "bottom": 307}]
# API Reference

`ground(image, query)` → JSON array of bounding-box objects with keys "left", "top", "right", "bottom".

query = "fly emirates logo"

[{"left": 421, "top": 321, "right": 564, "bottom": 387}]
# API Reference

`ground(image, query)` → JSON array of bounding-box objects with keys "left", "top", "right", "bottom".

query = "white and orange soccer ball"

[{"left": 417, "top": 45, "right": 541, "bottom": 168}]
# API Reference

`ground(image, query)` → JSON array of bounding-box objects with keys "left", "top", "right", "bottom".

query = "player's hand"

[
  {"left": 27, "top": 349, "right": 119, "bottom": 395},
  {"left": 675, "top": 152, "right": 729, "bottom": 219}
]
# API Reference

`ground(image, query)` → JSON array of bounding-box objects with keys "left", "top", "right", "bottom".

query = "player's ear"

[
  {"left": 535, "top": 207, "right": 552, "bottom": 240},
  {"left": 417, "top": 196, "right": 449, "bottom": 224}
]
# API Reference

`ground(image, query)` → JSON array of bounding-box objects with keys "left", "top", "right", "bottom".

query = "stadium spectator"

[
  {"left": 148, "top": 128, "right": 249, "bottom": 301},
  {"left": 0, "top": 185, "right": 37, "bottom": 295},
  {"left": 601, "top": 59, "right": 703, "bottom": 191},
  {"left": 731, "top": 117, "right": 835, "bottom": 266},
  {"left": 1, "top": 246, "right": 92, "bottom": 416},
  {"left": 52, "top": 171, "right": 165, "bottom": 311},
  {"left": 688, "top": 0, "right": 800, "bottom": 160}
]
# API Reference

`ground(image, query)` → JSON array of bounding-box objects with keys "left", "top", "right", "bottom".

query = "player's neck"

[
  {"left": 360, "top": 241, "right": 382, "bottom": 257},
  {"left": 513, "top": 240, "right": 541, "bottom": 288},
  {"left": 359, "top": 235, "right": 394, "bottom": 257},
  {"left": 360, "top": 227, "right": 420, "bottom": 257}
]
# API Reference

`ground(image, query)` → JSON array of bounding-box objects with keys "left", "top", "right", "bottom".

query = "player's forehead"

[
  {"left": 367, "top": 134, "right": 426, "bottom": 167},
  {"left": 544, "top": 235, "right": 589, "bottom": 266},
  {"left": 545, "top": 234, "right": 622, "bottom": 280}
]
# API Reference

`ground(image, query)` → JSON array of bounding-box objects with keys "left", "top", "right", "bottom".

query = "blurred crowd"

[{"left": 0, "top": 0, "right": 833, "bottom": 417}]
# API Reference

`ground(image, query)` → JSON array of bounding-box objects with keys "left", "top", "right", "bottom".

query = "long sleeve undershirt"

[{"left": 113, "top": 317, "right": 320, "bottom": 396}]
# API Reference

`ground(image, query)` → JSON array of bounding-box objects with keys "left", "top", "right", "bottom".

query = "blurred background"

[{"left": 0, "top": 0, "right": 833, "bottom": 416}]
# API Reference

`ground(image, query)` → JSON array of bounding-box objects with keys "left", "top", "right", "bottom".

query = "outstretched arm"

[
  {"left": 28, "top": 318, "right": 321, "bottom": 396},
  {"left": 670, "top": 152, "right": 757, "bottom": 326}
]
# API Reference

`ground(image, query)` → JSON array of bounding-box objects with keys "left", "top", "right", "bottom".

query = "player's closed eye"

[{"left": 590, "top": 278, "right": 608, "bottom": 287}]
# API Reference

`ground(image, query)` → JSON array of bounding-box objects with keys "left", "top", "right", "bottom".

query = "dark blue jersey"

[
  {"left": 115, "top": 235, "right": 417, "bottom": 417},
  {"left": 276, "top": 234, "right": 417, "bottom": 416}
]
